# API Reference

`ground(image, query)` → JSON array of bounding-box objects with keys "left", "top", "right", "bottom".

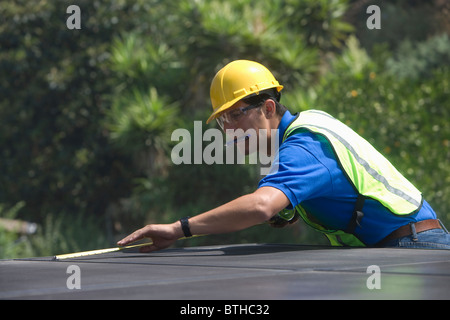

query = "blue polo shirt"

[{"left": 258, "top": 110, "right": 437, "bottom": 245}]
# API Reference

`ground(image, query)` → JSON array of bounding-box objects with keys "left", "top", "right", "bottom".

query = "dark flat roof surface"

[{"left": 1, "top": 243, "right": 449, "bottom": 300}]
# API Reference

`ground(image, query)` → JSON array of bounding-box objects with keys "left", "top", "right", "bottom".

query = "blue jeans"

[{"left": 382, "top": 227, "right": 450, "bottom": 250}]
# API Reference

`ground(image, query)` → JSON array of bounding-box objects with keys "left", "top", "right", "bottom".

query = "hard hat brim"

[{"left": 206, "top": 84, "right": 283, "bottom": 124}]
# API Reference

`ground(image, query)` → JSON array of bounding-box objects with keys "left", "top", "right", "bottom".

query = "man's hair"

[{"left": 242, "top": 88, "right": 287, "bottom": 117}]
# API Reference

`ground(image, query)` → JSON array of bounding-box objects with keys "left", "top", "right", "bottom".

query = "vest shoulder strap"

[{"left": 283, "top": 110, "right": 422, "bottom": 215}]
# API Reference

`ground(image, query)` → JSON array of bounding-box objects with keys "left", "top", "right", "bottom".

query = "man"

[{"left": 118, "top": 60, "right": 450, "bottom": 251}]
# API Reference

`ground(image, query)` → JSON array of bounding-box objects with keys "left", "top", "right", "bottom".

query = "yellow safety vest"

[{"left": 282, "top": 110, "right": 423, "bottom": 246}]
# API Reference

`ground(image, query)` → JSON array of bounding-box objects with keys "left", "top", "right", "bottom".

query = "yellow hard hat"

[{"left": 206, "top": 60, "right": 283, "bottom": 124}]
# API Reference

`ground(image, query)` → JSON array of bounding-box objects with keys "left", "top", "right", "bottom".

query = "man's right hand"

[{"left": 117, "top": 222, "right": 183, "bottom": 253}]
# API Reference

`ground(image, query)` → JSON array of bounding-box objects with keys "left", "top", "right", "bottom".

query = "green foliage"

[
  {"left": 353, "top": 1, "right": 443, "bottom": 52},
  {"left": 27, "top": 212, "right": 109, "bottom": 258},
  {"left": 283, "top": 0, "right": 354, "bottom": 50},
  {"left": 106, "top": 88, "right": 179, "bottom": 155},
  {"left": 0, "top": 202, "right": 31, "bottom": 259},
  {"left": 0, "top": 0, "right": 138, "bottom": 223},
  {"left": 1, "top": 0, "right": 448, "bottom": 257},
  {"left": 0, "top": 210, "right": 109, "bottom": 259},
  {"left": 386, "top": 34, "right": 450, "bottom": 79},
  {"left": 109, "top": 32, "right": 186, "bottom": 97}
]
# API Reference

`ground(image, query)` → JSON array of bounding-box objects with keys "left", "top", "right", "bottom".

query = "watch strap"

[{"left": 179, "top": 216, "right": 192, "bottom": 238}]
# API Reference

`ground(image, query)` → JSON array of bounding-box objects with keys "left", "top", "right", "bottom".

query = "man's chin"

[{"left": 238, "top": 141, "right": 258, "bottom": 156}]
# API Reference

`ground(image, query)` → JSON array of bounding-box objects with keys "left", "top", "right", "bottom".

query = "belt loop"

[
  {"left": 345, "top": 194, "right": 365, "bottom": 234},
  {"left": 409, "top": 222, "right": 418, "bottom": 241},
  {"left": 438, "top": 219, "right": 449, "bottom": 234}
]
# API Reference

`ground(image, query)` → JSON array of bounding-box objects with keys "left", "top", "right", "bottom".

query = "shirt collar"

[{"left": 278, "top": 110, "right": 298, "bottom": 146}]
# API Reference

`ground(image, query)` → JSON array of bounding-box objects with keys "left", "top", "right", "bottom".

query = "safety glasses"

[{"left": 216, "top": 102, "right": 263, "bottom": 130}]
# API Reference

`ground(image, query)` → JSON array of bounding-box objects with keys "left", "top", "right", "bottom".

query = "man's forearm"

[
  {"left": 188, "top": 187, "right": 288, "bottom": 236},
  {"left": 117, "top": 187, "right": 290, "bottom": 251}
]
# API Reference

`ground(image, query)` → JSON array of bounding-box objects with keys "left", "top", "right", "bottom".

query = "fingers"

[
  {"left": 117, "top": 233, "right": 139, "bottom": 247},
  {"left": 117, "top": 223, "right": 179, "bottom": 252},
  {"left": 117, "top": 226, "right": 150, "bottom": 246}
]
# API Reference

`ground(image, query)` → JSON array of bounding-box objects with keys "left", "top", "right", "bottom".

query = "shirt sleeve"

[{"left": 258, "top": 133, "right": 335, "bottom": 209}]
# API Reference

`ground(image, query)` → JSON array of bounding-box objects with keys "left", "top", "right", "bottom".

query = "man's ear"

[{"left": 263, "top": 99, "right": 276, "bottom": 119}]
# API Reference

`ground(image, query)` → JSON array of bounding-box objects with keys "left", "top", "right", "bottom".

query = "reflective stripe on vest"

[{"left": 283, "top": 110, "right": 422, "bottom": 215}]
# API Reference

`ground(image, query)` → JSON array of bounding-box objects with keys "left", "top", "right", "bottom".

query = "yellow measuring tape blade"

[
  {"left": 53, "top": 222, "right": 270, "bottom": 261},
  {"left": 53, "top": 242, "right": 154, "bottom": 260},
  {"left": 52, "top": 235, "right": 205, "bottom": 261}
]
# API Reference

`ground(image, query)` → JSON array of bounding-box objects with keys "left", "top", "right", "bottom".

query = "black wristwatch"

[{"left": 179, "top": 216, "right": 192, "bottom": 238}]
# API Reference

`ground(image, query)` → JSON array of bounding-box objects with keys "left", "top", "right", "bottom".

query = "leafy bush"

[{"left": 386, "top": 33, "right": 450, "bottom": 79}]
